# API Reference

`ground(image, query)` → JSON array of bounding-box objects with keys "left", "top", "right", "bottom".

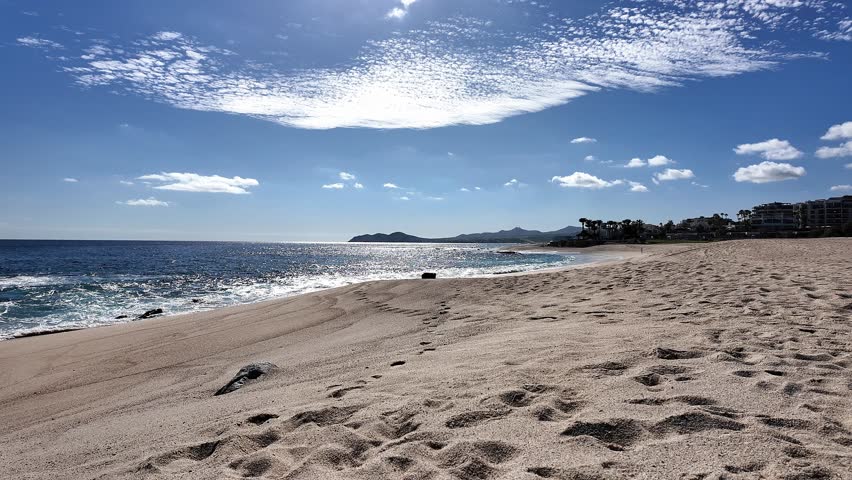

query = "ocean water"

[{"left": 0, "top": 240, "right": 596, "bottom": 339}]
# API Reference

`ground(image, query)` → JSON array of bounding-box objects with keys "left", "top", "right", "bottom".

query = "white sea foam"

[
  {"left": 0, "top": 275, "right": 70, "bottom": 288},
  {"left": 0, "top": 246, "right": 603, "bottom": 340}
]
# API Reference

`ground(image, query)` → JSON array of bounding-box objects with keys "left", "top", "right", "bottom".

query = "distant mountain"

[
  {"left": 348, "top": 232, "right": 432, "bottom": 243},
  {"left": 349, "top": 226, "right": 582, "bottom": 243}
]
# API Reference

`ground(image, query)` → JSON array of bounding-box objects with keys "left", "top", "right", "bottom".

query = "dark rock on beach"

[
  {"left": 137, "top": 308, "right": 164, "bottom": 320},
  {"left": 136, "top": 308, "right": 163, "bottom": 320},
  {"left": 215, "top": 362, "right": 278, "bottom": 396},
  {"left": 115, "top": 315, "right": 128, "bottom": 319},
  {"left": 421, "top": 272, "right": 437, "bottom": 279}
]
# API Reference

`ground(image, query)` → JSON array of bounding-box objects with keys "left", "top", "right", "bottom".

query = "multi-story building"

[
  {"left": 750, "top": 202, "right": 799, "bottom": 231},
  {"left": 800, "top": 195, "right": 852, "bottom": 229}
]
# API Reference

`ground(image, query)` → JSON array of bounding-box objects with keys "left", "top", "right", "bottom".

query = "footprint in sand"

[
  {"left": 633, "top": 372, "right": 663, "bottom": 387},
  {"left": 627, "top": 395, "right": 716, "bottom": 407},
  {"left": 582, "top": 361, "right": 633, "bottom": 377},
  {"left": 427, "top": 440, "right": 517, "bottom": 480},
  {"left": 246, "top": 413, "right": 279, "bottom": 425},
  {"left": 562, "top": 411, "right": 746, "bottom": 451},
  {"left": 328, "top": 385, "right": 365, "bottom": 399},
  {"left": 655, "top": 347, "right": 705, "bottom": 360},
  {"left": 445, "top": 409, "right": 510, "bottom": 429},
  {"left": 228, "top": 455, "right": 276, "bottom": 477},
  {"left": 561, "top": 418, "right": 645, "bottom": 449},
  {"left": 533, "top": 396, "right": 583, "bottom": 422},
  {"left": 142, "top": 429, "right": 281, "bottom": 474}
]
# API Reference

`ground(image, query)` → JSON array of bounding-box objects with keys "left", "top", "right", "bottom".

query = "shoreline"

[
  {"left": 1, "top": 239, "right": 849, "bottom": 479},
  {"left": 1, "top": 245, "right": 633, "bottom": 342}
]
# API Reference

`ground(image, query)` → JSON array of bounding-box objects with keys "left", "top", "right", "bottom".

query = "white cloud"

[
  {"left": 571, "top": 137, "right": 597, "bottom": 144},
  {"left": 626, "top": 155, "right": 674, "bottom": 168},
  {"left": 322, "top": 183, "right": 345, "bottom": 189},
  {"left": 460, "top": 187, "right": 470, "bottom": 192},
  {"left": 447, "top": 152, "right": 454, "bottom": 157},
  {"left": 383, "top": 183, "right": 400, "bottom": 189},
  {"left": 691, "top": 181, "right": 709, "bottom": 188},
  {"left": 335, "top": 171, "right": 362, "bottom": 188},
  {"left": 647, "top": 155, "right": 674, "bottom": 167},
  {"left": 504, "top": 178, "right": 522, "bottom": 187},
  {"left": 119, "top": 180, "right": 134, "bottom": 185},
  {"left": 733, "top": 161, "right": 806, "bottom": 183},
  {"left": 17, "top": 36, "right": 62, "bottom": 49},
  {"left": 386, "top": 8, "right": 407, "bottom": 19},
  {"left": 63, "top": 177, "right": 78, "bottom": 183},
  {"left": 138, "top": 172, "right": 259, "bottom": 194},
  {"left": 152, "top": 31, "right": 182, "bottom": 41},
  {"left": 426, "top": 196, "right": 444, "bottom": 201},
  {"left": 846, "top": 163, "right": 852, "bottom": 170},
  {"left": 32, "top": 3, "right": 851, "bottom": 130},
  {"left": 815, "top": 140, "right": 852, "bottom": 159},
  {"left": 386, "top": 0, "right": 417, "bottom": 19},
  {"left": 551, "top": 172, "right": 615, "bottom": 189},
  {"left": 830, "top": 184, "right": 852, "bottom": 192},
  {"left": 118, "top": 197, "right": 169, "bottom": 207},
  {"left": 474, "top": 186, "right": 481, "bottom": 191},
  {"left": 584, "top": 155, "right": 596, "bottom": 162},
  {"left": 628, "top": 181, "right": 648, "bottom": 192},
  {"left": 399, "top": 196, "right": 411, "bottom": 201},
  {"left": 734, "top": 139, "right": 803, "bottom": 160},
  {"left": 821, "top": 121, "right": 852, "bottom": 140},
  {"left": 654, "top": 168, "right": 695, "bottom": 182}
]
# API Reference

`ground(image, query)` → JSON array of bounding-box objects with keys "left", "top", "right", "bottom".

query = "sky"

[{"left": 1, "top": 0, "right": 851, "bottom": 241}]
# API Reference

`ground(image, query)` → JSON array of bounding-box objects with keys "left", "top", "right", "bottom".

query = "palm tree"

[
  {"left": 634, "top": 219, "right": 646, "bottom": 240},
  {"left": 606, "top": 220, "right": 618, "bottom": 240},
  {"left": 743, "top": 209, "right": 752, "bottom": 231},
  {"left": 578, "top": 218, "right": 589, "bottom": 238},
  {"left": 591, "top": 220, "right": 603, "bottom": 240}
]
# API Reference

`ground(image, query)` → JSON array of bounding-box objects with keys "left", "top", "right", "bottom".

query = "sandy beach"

[{"left": 0, "top": 239, "right": 850, "bottom": 479}]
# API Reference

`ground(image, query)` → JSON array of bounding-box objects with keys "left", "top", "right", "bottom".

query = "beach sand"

[{"left": 0, "top": 239, "right": 850, "bottom": 479}]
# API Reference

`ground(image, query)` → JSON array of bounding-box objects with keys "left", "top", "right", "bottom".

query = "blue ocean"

[{"left": 0, "top": 240, "right": 595, "bottom": 339}]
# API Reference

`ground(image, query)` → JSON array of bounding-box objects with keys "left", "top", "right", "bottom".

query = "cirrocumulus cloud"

[{"left": 15, "top": 1, "right": 851, "bottom": 129}]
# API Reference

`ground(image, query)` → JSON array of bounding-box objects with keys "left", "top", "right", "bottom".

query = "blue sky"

[{"left": 1, "top": 0, "right": 850, "bottom": 241}]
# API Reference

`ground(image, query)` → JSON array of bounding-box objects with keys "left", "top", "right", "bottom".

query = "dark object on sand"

[
  {"left": 215, "top": 362, "right": 278, "bottom": 396},
  {"left": 137, "top": 308, "right": 164, "bottom": 319},
  {"left": 13, "top": 328, "right": 81, "bottom": 339},
  {"left": 191, "top": 298, "right": 202, "bottom": 303},
  {"left": 115, "top": 315, "right": 128, "bottom": 319},
  {"left": 421, "top": 272, "right": 437, "bottom": 279},
  {"left": 497, "top": 250, "right": 520, "bottom": 255}
]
